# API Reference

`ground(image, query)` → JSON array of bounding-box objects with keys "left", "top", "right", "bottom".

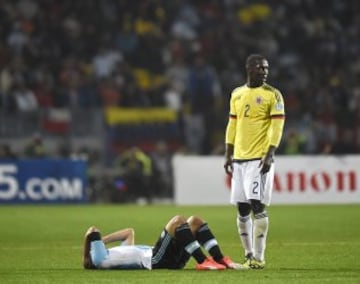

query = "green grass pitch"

[{"left": 0, "top": 204, "right": 359, "bottom": 284}]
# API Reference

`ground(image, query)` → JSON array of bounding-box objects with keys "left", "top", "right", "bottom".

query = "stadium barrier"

[
  {"left": 0, "top": 159, "right": 87, "bottom": 204},
  {"left": 173, "top": 155, "right": 360, "bottom": 205}
]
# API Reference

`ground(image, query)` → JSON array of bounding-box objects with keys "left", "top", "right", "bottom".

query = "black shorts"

[{"left": 151, "top": 229, "right": 190, "bottom": 269}]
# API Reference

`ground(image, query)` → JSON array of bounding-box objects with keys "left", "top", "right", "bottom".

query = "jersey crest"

[{"left": 275, "top": 102, "right": 284, "bottom": 111}]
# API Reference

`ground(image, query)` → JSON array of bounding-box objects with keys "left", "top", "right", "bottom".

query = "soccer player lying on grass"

[{"left": 83, "top": 215, "right": 243, "bottom": 270}]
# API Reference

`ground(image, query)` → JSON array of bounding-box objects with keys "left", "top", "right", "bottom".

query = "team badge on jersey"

[
  {"left": 275, "top": 102, "right": 284, "bottom": 111},
  {"left": 256, "top": 96, "right": 263, "bottom": 104}
]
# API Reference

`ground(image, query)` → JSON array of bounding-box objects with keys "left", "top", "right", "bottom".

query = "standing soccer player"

[{"left": 223, "top": 54, "right": 285, "bottom": 269}]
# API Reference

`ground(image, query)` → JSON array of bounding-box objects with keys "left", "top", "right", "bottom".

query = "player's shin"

[
  {"left": 237, "top": 214, "right": 253, "bottom": 256},
  {"left": 253, "top": 212, "right": 269, "bottom": 261},
  {"left": 196, "top": 223, "right": 223, "bottom": 261},
  {"left": 175, "top": 223, "right": 206, "bottom": 264}
]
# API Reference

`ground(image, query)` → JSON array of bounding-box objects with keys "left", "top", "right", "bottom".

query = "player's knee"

[
  {"left": 250, "top": 199, "right": 265, "bottom": 214},
  {"left": 166, "top": 215, "right": 186, "bottom": 233},
  {"left": 237, "top": 202, "right": 251, "bottom": 216},
  {"left": 187, "top": 216, "right": 204, "bottom": 226},
  {"left": 172, "top": 215, "right": 187, "bottom": 226},
  {"left": 187, "top": 216, "right": 204, "bottom": 232}
]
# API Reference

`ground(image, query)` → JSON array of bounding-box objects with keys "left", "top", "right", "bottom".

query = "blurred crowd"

[
  {"left": 0, "top": 134, "right": 173, "bottom": 203},
  {"left": 1, "top": 0, "right": 360, "bottom": 157}
]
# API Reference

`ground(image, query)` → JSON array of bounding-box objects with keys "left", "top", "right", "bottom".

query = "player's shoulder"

[
  {"left": 262, "top": 83, "right": 283, "bottom": 101},
  {"left": 261, "top": 83, "right": 281, "bottom": 94},
  {"left": 231, "top": 84, "right": 247, "bottom": 97}
]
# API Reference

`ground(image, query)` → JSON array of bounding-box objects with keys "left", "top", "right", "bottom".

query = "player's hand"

[
  {"left": 259, "top": 155, "right": 272, "bottom": 175},
  {"left": 224, "top": 158, "right": 233, "bottom": 175}
]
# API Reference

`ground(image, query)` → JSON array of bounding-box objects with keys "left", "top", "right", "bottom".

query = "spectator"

[
  {"left": 98, "top": 78, "right": 122, "bottom": 107},
  {"left": 92, "top": 44, "right": 123, "bottom": 79},
  {"left": 7, "top": 22, "right": 29, "bottom": 55},
  {"left": 0, "top": 143, "right": 17, "bottom": 159},
  {"left": 114, "top": 147, "right": 153, "bottom": 203},
  {"left": 12, "top": 80, "right": 38, "bottom": 112},
  {"left": 281, "top": 128, "right": 306, "bottom": 155},
  {"left": 327, "top": 128, "right": 358, "bottom": 154},
  {"left": 150, "top": 140, "right": 173, "bottom": 199},
  {"left": 23, "top": 133, "right": 47, "bottom": 158},
  {"left": 185, "top": 54, "right": 222, "bottom": 154}
]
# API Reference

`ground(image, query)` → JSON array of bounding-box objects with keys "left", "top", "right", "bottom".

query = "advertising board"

[
  {"left": 0, "top": 159, "right": 87, "bottom": 204},
  {"left": 173, "top": 155, "right": 360, "bottom": 205}
]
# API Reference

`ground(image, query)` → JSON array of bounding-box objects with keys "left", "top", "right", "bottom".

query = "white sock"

[
  {"left": 237, "top": 214, "right": 253, "bottom": 256},
  {"left": 253, "top": 212, "right": 269, "bottom": 261}
]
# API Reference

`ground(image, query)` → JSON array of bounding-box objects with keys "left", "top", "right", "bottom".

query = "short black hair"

[
  {"left": 246, "top": 54, "right": 266, "bottom": 69},
  {"left": 87, "top": 231, "right": 101, "bottom": 242}
]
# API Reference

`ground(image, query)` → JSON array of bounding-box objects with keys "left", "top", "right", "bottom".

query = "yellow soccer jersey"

[{"left": 225, "top": 83, "right": 285, "bottom": 160}]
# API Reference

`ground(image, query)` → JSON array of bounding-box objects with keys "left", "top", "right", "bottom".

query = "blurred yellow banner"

[{"left": 105, "top": 107, "right": 177, "bottom": 125}]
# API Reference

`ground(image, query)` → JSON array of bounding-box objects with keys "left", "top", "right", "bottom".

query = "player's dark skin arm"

[
  {"left": 225, "top": 143, "right": 276, "bottom": 175},
  {"left": 259, "top": 145, "right": 277, "bottom": 174},
  {"left": 224, "top": 143, "right": 234, "bottom": 175}
]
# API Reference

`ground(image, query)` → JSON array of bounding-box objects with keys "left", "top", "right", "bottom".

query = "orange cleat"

[
  {"left": 195, "top": 257, "right": 226, "bottom": 270},
  {"left": 217, "top": 256, "right": 246, "bottom": 270}
]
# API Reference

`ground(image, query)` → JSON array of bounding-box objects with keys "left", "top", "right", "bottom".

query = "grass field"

[{"left": 0, "top": 204, "right": 359, "bottom": 284}]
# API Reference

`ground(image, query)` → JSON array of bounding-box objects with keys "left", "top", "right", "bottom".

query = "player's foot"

[
  {"left": 249, "top": 258, "right": 265, "bottom": 269},
  {"left": 241, "top": 253, "right": 252, "bottom": 269},
  {"left": 196, "top": 257, "right": 226, "bottom": 270},
  {"left": 217, "top": 256, "right": 246, "bottom": 270},
  {"left": 242, "top": 253, "right": 265, "bottom": 269}
]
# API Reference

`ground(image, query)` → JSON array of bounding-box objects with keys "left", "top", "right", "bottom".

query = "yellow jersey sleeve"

[
  {"left": 268, "top": 90, "right": 285, "bottom": 147},
  {"left": 225, "top": 90, "right": 237, "bottom": 145}
]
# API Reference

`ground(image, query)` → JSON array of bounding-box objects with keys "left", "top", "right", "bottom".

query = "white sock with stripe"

[
  {"left": 237, "top": 214, "right": 253, "bottom": 256},
  {"left": 253, "top": 212, "right": 269, "bottom": 261}
]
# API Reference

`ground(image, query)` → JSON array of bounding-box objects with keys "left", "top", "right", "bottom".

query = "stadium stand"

[{"left": 0, "top": 1, "right": 359, "bottom": 201}]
